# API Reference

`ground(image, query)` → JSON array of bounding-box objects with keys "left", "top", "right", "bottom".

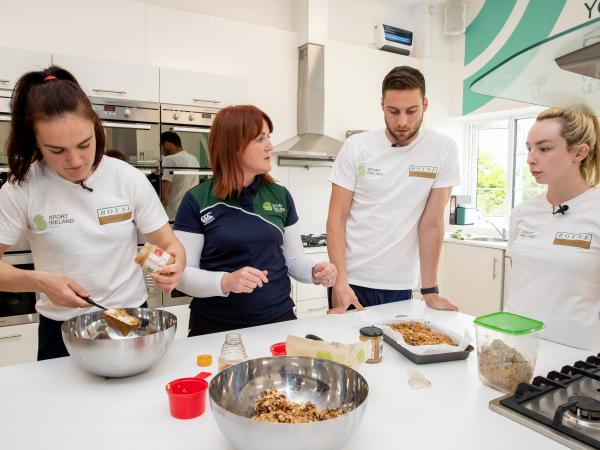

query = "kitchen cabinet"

[
  {"left": 0, "top": 47, "right": 51, "bottom": 93},
  {"left": 440, "top": 242, "right": 504, "bottom": 317},
  {"left": 52, "top": 54, "right": 159, "bottom": 102},
  {"left": 159, "top": 304, "right": 190, "bottom": 340},
  {"left": 159, "top": 67, "right": 247, "bottom": 107},
  {"left": 0, "top": 322, "right": 38, "bottom": 367}
]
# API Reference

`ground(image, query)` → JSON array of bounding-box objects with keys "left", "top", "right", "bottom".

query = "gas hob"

[{"left": 490, "top": 353, "right": 600, "bottom": 449}]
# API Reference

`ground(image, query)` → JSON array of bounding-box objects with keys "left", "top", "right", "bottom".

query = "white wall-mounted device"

[
  {"left": 374, "top": 24, "right": 413, "bottom": 56},
  {"left": 444, "top": 2, "right": 466, "bottom": 36}
]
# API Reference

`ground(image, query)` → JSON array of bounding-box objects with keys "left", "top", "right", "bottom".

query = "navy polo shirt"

[{"left": 174, "top": 176, "right": 299, "bottom": 325}]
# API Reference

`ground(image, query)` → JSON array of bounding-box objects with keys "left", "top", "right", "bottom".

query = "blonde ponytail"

[{"left": 537, "top": 106, "right": 599, "bottom": 186}]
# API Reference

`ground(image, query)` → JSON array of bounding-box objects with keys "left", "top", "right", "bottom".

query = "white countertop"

[
  {"left": 444, "top": 237, "right": 508, "bottom": 250},
  {"left": 0, "top": 301, "right": 589, "bottom": 450}
]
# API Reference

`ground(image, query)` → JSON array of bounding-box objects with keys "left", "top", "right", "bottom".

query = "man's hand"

[
  {"left": 33, "top": 271, "right": 91, "bottom": 308},
  {"left": 422, "top": 292, "right": 458, "bottom": 311},
  {"left": 221, "top": 267, "right": 269, "bottom": 294},
  {"left": 328, "top": 281, "right": 364, "bottom": 314}
]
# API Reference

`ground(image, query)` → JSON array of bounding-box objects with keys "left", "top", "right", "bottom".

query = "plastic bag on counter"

[
  {"left": 377, "top": 316, "right": 472, "bottom": 356},
  {"left": 285, "top": 335, "right": 371, "bottom": 368}
]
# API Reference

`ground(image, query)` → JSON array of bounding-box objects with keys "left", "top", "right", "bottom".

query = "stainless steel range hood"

[{"left": 275, "top": 43, "right": 343, "bottom": 168}]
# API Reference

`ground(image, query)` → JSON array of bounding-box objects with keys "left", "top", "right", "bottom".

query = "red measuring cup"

[
  {"left": 165, "top": 372, "right": 212, "bottom": 419},
  {"left": 270, "top": 342, "right": 287, "bottom": 356}
]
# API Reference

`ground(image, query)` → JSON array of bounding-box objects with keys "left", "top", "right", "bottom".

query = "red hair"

[{"left": 209, "top": 105, "right": 275, "bottom": 199}]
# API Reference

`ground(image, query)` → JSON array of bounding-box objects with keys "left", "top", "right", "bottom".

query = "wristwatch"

[{"left": 420, "top": 285, "right": 439, "bottom": 295}]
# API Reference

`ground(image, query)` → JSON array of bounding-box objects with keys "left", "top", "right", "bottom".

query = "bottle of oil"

[{"left": 218, "top": 333, "right": 248, "bottom": 371}]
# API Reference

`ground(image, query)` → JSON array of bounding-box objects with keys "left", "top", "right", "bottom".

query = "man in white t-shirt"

[
  {"left": 327, "top": 66, "right": 460, "bottom": 313},
  {"left": 160, "top": 131, "right": 200, "bottom": 220}
]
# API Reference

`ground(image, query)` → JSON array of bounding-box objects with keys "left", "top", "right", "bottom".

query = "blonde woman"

[{"left": 505, "top": 106, "right": 600, "bottom": 351}]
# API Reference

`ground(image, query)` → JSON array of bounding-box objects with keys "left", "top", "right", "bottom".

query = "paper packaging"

[
  {"left": 378, "top": 317, "right": 472, "bottom": 356},
  {"left": 285, "top": 335, "right": 371, "bottom": 368}
]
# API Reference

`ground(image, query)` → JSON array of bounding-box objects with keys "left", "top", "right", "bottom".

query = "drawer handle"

[
  {"left": 0, "top": 79, "right": 9, "bottom": 84},
  {"left": 307, "top": 306, "right": 327, "bottom": 312},
  {"left": 92, "top": 88, "right": 127, "bottom": 95},
  {"left": 492, "top": 257, "right": 498, "bottom": 280},
  {"left": 192, "top": 98, "right": 222, "bottom": 104},
  {"left": 0, "top": 333, "right": 22, "bottom": 340}
]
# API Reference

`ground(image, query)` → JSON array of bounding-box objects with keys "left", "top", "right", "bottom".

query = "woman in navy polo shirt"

[{"left": 174, "top": 105, "right": 337, "bottom": 336}]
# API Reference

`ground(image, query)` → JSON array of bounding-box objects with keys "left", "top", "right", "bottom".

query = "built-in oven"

[
  {"left": 160, "top": 103, "right": 215, "bottom": 221},
  {"left": 1, "top": 96, "right": 11, "bottom": 184},
  {"left": 0, "top": 252, "right": 38, "bottom": 326},
  {"left": 91, "top": 97, "right": 161, "bottom": 194}
]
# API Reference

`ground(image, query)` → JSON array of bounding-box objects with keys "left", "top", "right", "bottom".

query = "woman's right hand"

[
  {"left": 221, "top": 267, "right": 269, "bottom": 294},
  {"left": 33, "top": 271, "right": 91, "bottom": 308}
]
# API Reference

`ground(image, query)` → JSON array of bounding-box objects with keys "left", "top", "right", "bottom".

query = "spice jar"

[
  {"left": 134, "top": 242, "right": 175, "bottom": 273},
  {"left": 359, "top": 326, "right": 383, "bottom": 363},
  {"left": 218, "top": 333, "right": 248, "bottom": 371}
]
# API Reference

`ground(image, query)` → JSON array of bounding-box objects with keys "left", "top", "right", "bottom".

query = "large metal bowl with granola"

[{"left": 208, "top": 356, "right": 369, "bottom": 450}]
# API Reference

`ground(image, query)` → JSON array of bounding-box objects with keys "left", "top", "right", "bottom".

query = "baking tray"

[{"left": 383, "top": 332, "right": 474, "bottom": 364}]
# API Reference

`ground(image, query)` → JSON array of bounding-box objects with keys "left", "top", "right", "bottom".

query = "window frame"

[{"left": 466, "top": 107, "right": 544, "bottom": 224}]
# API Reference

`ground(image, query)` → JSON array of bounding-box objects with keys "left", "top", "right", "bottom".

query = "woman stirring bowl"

[
  {"left": 174, "top": 105, "right": 337, "bottom": 336},
  {"left": 0, "top": 66, "right": 185, "bottom": 360},
  {"left": 505, "top": 106, "right": 600, "bottom": 351}
]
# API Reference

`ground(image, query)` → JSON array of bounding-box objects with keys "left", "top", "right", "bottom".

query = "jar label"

[{"left": 142, "top": 247, "right": 172, "bottom": 273}]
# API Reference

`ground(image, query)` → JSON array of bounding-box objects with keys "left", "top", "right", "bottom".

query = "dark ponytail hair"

[{"left": 7, "top": 65, "right": 105, "bottom": 184}]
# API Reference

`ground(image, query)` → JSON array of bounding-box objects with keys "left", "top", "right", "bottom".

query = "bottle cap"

[{"left": 196, "top": 354, "right": 213, "bottom": 367}]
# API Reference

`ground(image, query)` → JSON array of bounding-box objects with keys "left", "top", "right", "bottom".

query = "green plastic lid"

[{"left": 473, "top": 311, "right": 544, "bottom": 335}]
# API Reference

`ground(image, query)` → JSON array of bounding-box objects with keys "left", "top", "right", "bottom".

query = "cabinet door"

[
  {"left": 0, "top": 322, "right": 38, "bottom": 367},
  {"left": 160, "top": 68, "right": 247, "bottom": 107},
  {"left": 0, "top": 47, "right": 51, "bottom": 92},
  {"left": 443, "top": 243, "right": 504, "bottom": 317},
  {"left": 159, "top": 305, "right": 190, "bottom": 340},
  {"left": 52, "top": 54, "right": 159, "bottom": 102},
  {"left": 296, "top": 298, "right": 328, "bottom": 318}
]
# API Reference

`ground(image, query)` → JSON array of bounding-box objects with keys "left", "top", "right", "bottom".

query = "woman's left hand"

[
  {"left": 152, "top": 256, "right": 184, "bottom": 292},
  {"left": 312, "top": 262, "right": 337, "bottom": 287}
]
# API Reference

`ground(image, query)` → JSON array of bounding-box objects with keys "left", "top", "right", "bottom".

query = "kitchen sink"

[{"left": 469, "top": 237, "right": 507, "bottom": 242}]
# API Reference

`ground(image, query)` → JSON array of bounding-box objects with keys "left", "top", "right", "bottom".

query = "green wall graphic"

[
  {"left": 464, "top": 0, "right": 517, "bottom": 65},
  {"left": 463, "top": 0, "right": 566, "bottom": 115}
]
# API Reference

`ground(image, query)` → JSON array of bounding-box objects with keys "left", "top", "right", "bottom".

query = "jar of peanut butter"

[
  {"left": 359, "top": 326, "right": 383, "bottom": 363},
  {"left": 134, "top": 242, "right": 175, "bottom": 273}
]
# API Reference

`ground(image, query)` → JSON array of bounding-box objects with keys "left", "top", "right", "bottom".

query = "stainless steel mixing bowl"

[
  {"left": 61, "top": 308, "right": 177, "bottom": 378},
  {"left": 209, "top": 356, "right": 369, "bottom": 450}
]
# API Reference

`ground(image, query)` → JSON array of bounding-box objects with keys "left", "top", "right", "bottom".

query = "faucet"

[{"left": 485, "top": 220, "right": 507, "bottom": 240}]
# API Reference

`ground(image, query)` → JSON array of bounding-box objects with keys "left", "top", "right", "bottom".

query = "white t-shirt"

[
  {"left": 505, "top": 188, "right": 600, "bottom": 351},
  {"left": 0, "top": 157, "right": 168, "bottom": 321},
  {"left": 162, "top": 151, "right": 200, "bottom": 220},
  {"left": 329, "top": 128, "right": 460, "bottom": 289}
]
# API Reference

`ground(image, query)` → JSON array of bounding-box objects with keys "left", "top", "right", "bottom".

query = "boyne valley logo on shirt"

[
  {"left": 409, "top": 165, "right": 438, "bottom": 179},
  {"left": 553, "top": 232, "right": 592, "bottom": 249},
  {"left": 97, "top": 204, "right": 132, "bottom": 225}
]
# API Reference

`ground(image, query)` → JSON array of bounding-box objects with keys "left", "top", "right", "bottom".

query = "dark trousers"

[
  {"left": 37, "top": 301, "right": 148, "bottom": 361},
  {"left": 327, "top": 284, "right": 413, "bottom": 310},
  {"left": 188, "top": 309, "right": 297, "bottom": 337}
]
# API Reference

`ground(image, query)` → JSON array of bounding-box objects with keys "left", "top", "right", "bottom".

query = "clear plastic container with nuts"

[
  {"left": 474, "top": 312, "right": 544, "bottom": 393},
  {"left": 135, "top": 242, "right": 175, "bottom": 273}
]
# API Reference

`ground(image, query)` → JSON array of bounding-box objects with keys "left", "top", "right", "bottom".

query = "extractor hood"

[
  {"left": 275, "top": 43, "right": 343, "bottom": 167},
  {"left": 470, "top": 17, "right": 600, "bottom": 114}
]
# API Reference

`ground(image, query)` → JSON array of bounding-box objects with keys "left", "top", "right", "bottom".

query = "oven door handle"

[
  {"left": 167, "top": 169, "right": 212, "bottom": 176},
  {"left": 0, "top": 114, "right": 11, "bottom": 122},
  {"left": 170, "top": 126, "right": 211, "bottom": 134},
  {"left": 101, "top": 121, "right": 152, "bottom": 130}
]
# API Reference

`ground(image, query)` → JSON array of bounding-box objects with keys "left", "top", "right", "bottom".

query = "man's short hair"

[
  {"left": 382, "top": 66, "right": 426, "bottom": 99},
  {"left": 160, "top": 131, "right": 182, "bottom": 148}
]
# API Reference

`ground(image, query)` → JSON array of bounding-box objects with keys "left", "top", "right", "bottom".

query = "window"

[
  {"left": 472, "top": 121, "right": 509, "bottom": 220},
  {"left": 469, "top": 114, "right": 543, "bottom": 226}
]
